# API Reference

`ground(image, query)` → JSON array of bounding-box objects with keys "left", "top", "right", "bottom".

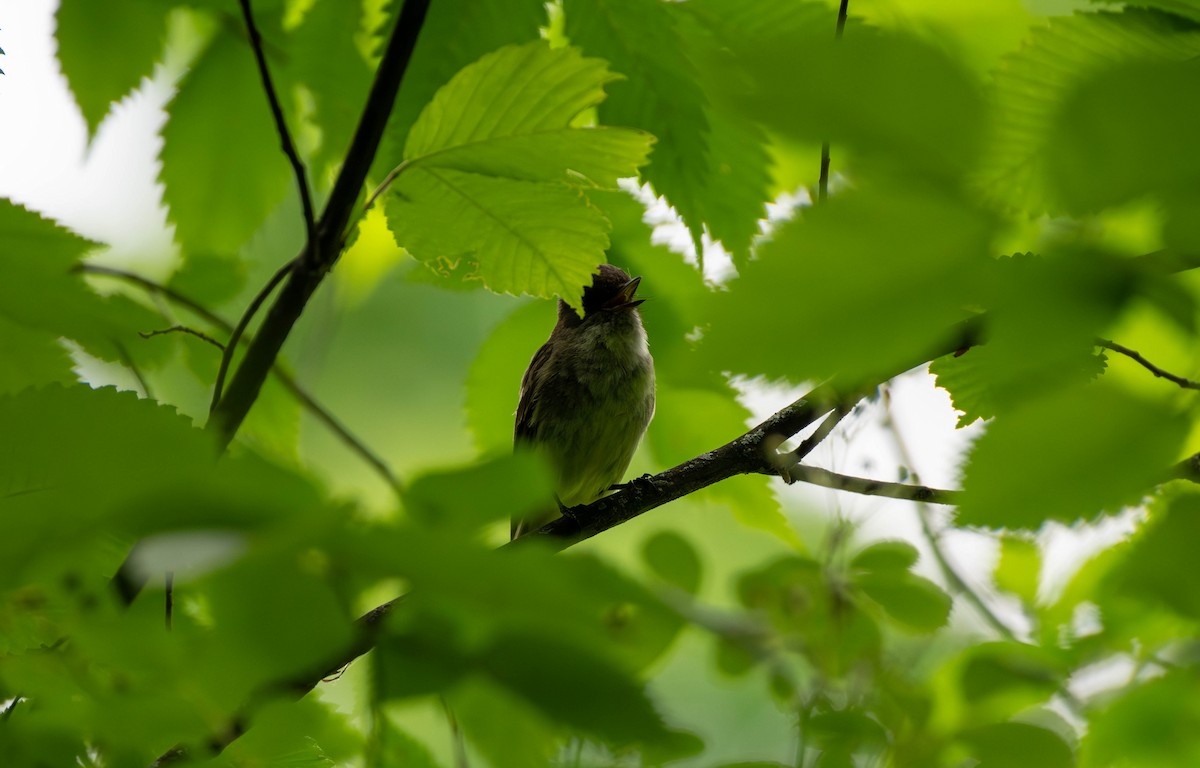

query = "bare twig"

[
  {"left": 80, "top": 265, "right": 402, "bottom": 496},
  {"left": 777, "top": 464, "right": 959, "bottom": 505},
  {"left": 209, "top": 258, "right": 296, "bottom": 414},
  {"left": 1097, "top": 337, "right": 1200, "bottom": 391},
  {"left": 237, "top": 0, "right": 318, "bottom": 267},
  {"left": 817, "top": 0, "right": 850, "bottom": 203},
  {"left": 141, "top": 325, "right": 226, "bottom": 352}
]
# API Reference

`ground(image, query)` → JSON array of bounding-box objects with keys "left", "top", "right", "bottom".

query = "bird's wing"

[{"left": 514, "top": 341, "right": 552, "bottom": 446}]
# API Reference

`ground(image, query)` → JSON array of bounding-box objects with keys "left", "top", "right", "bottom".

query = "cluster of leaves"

[{"left": 2, "top": 0, "right": 1200, "bottom": 766}]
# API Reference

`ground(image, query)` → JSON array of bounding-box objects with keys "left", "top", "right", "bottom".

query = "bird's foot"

[{"left": 610, "top": 473, "right": 658, "bottom": 494}]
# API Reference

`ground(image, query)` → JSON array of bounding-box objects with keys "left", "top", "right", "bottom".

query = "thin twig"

[
  {"left": 816, "top": 0, "right": 850, "bottom": 203},
  {"left": 1096, "top": 338, "right": 1200, "bottom": 390},
  {"left": 777, "top": 464, "right": 960, "bottom": 505},
  {"left": 141, "top": 325, "right": 226, "bottom": 352},
  {"left": 209, "top": 258, "right": 296, "bottom": 415},
  {"left": 207, "top": 0, "right": 433, "bottom": 450},
  {"left": 80, "top": 265, "right": 402, "bottom": 497},
  {"left": 115, "top": 341, "right": 153, "bottom": 399},
  {"left": 165, "top": 571, "right": 174, "bottom": 632},
  {"left": 880, "top": 388, "right": 1016, "bottom": 640},
  {"left": 237, "top": 0, "right": 318, "bottom": 268}
]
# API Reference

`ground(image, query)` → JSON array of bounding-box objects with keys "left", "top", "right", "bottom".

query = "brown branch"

[
  {"left": 207, "top": 0, "right": 433, "bottom": 450},
  {"left": 1097, "top": 338, "right": 1200, "bottom": 391},
  {"left": 775, "top": 464, "right": 960, "bottom": 505},
  {"left": 141, "top": 325, "right": 226, "bottom": 352}
]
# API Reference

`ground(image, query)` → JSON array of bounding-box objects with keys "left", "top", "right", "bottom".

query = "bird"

[{"left": 512, "top": 264, "right": 656, "bottom": 538}]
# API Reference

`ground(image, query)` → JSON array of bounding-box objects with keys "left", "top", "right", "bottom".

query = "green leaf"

[
  {"left": 160, "top": 31, "right": 293, "bottom": 254},
  {"left": 702, "top": 183, "right": 995, "bottom": 384},
  {"left": 980, "top": 9, "right": 1200, "bottom": 213},
  {"left": 957, "top": 643, "right": 1064, "bottom": 720},
  {"left": 287, "top": 0, "right": 373, "bottom": 174},
  {"left": 1104, "top": 494, "right": 1200, "bottom": 621},
  {"left": 1089, "top": 0, "right": 1200, "bottom": 25},
  {"left": 1082, "top": 667, "right": 1200, "bottom": 767},
  {"left": 850, "top": 540, "right": 920, "bottom": 573},
  {"left": 465, "top": 301, "right": 547, "bottom": 454},
  {"left": 485, "top": 632, "right": 674, "bottom": 745},
  {"left": 930, "top": 349, "right": 997, "bottom": 427},
  {"left": 55, "top": 0, "right": 169, "bottom": 137},
  {"left": 565, "top": 0, "right": 711, "bottom": 253},
  {"left": 856, "top": 572, "right": 952, "bottom": 632},
  {"left": 958, "top": 383, "right": 1187, "bottom": 528},
  {"left": 711, "top": 13, "right": 985, "bottom": 181},
  {"left": 0, "top": 316, "right": 74, "bottom": 394},
  {"left": 1046, "top": 56, "right": 1200, "bottom": 213},
  {"left": 643, "top": 530, "right": 702, "bottom": 593},
  {"left": 404, "top": 453, "right": 556, "bottom": 533},
  {"left": 995, "top": 536, "right": 1041, "bottom": 603},
  {"left": 961, "top": 721, "right": 1074, "bottom": 768},
  {"left": 386, "top": 42, "right": 653, "bottom": 310},
  {"left": 375, "top": 0, "right": 546, "bottom": 164}
]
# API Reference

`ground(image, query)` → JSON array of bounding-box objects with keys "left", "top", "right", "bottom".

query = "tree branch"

[
  {"left": 775, "top": 464, "right": 960, "bottom": 505},
  {"left": 817, "top": 0, "right": 850, "bottom": 203},
  {"left": 1096, "top": 337, "right": 1200, "bottom": 391},
  {"left": 80, "top": 265, "right": 401, "bottom": 496},
  {"left": 207, "top": 0, "right": 432, "bottom": 450}
]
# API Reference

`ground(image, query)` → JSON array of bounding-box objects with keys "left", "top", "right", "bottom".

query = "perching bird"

[{"left": 512, "top": 264, "right": 656, "bottom": 538}]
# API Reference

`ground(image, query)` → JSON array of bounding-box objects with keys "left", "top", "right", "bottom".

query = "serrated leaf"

[
  {"left": 958, "top": 383, "right": 1187, "bottom": 529},
  {"left": 1089, "top": 0, "right": 1200, "bottom": 24},
  {"left": 0, "top": 200, "right": 161, "bottom": 363},
  {"left": 931, "top": 349, "right": 997, "bottom": 427},
  {"left": 980, "top": 10, "right": 1200, "bottom": 213},
  {"left": 386, "top": 43, "right": 653, "bottom": 310},
  {"left": 702, "top": 183, "right": 995, "bottom": 385},
  {"left": 565, "top": 0, "right": 711, "bottom": 253},
  {"left": 161, "top": 31, "right": 293, "bottom": 254},
  {"left": 55, "top": 0, "right": 169, "bottom": 137}
]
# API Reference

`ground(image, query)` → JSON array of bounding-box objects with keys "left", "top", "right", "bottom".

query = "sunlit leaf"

[{"left": 386, "top": 43, "right": 653, "bottom": 310}]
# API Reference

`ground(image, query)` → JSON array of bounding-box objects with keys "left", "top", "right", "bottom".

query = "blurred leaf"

[
  {"left": 465, "top": 301, "right": 547, "bottom": 454},
  {"left": 808, "top": 709, "right": 888, "bottom": 753},
  {"left": 485, "top": 632, "right": 674, "bottom": 744},
  {"left": 1094, "top": 0, "right": 1200, "bottom": 21},
  {"left": 221, "top": 697, "right": 362, "bottom": 766},
  {"left": 386, "top": 42, "right": 652, "bottom": 311},
  {"left": 995, "top": 536, "right": 1041, "bottom": 603},
  {"left": 565, "top": 0, "right": 711, "bottom": 253},
  {"left": 449, "top": 678, "right": 559, "bottom": 768},
  {"left": 1082, "top": 666, "right": 1200, "bottom": 767},
  {"left": 958, "top": 383, "right": 1186, "bottom": 528},
  {"left": 1047, "top": 56, "right": 1200, "bottom": 214},
  {"left": 372, "top": 719, "right": 447, "bottom": 768},
  {"left": 404, "top": 453, "right": 556, "bottom": 533},
  {"left": 850, "top": 540, "right": 920, "bottom": 574},
  {"left": 161, "top": 30, "right": 292, "bottom": 254},
  {"left": 1104, "top": 494, "right": 1200, "bottom": 621},
  {"left": 0, "top": 200, "right": 161, "bottom": 363},
  {"left": 961, "top": 721, "right": 1074, "bottom": 768},
  {"left": 703, "top": 183, "right": 995, "bottom": 384},
  {"left": 167, "top": 252, "right": 249, "bottom": 309},
  {"left": 709, "top": 13, "right": 984, "bottom": 181},
  {"left": 980, "top": 9, "right": 1200, "bottom": 212},
  {"left": 287, "top": 0, "right": 373, "bottom": 174},
  {"left": 957, "top": 643, "right": 1065, "bottom": 721},
  {"left": 55, "top": 0, "right": 169, "bottom": 138},
  {"left": 643, "top": 531, "right": 702, "bottom": 594},
  {"left": 856, "top": 572, "right": 952, "bottom": 632}
]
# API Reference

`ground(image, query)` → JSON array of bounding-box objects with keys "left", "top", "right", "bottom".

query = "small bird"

[{"left": 512, "top": 264, "right": 656, "bottom": 538}]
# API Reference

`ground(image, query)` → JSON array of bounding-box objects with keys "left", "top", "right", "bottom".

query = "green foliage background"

[{"left": 3, "top": 0, "right": 1200, "bottom": 766}]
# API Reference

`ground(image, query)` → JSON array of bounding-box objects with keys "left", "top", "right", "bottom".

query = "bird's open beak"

[{"left": 604, "top": 276, "right": 645, "bottom": 310}]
